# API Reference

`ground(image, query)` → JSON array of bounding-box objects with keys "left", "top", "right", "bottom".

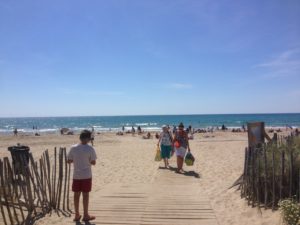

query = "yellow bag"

[{"left": 154, "top": 146, "right": 161, "bottom": 161}]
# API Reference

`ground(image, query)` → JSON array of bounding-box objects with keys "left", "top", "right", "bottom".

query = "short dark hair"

[
  {"left": 178, "top": 122, "right": 184, "bottom": 128},
  {"left": 80, "top": 130, "right": 92, "bottom": 140}
]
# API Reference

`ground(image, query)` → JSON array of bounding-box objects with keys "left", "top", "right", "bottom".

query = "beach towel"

[
  {"left": 154, "top": 146, "right": 162, "bottom": 161},
  {"left": 185, "top": 152, "right": 195, "bottom": 166}
]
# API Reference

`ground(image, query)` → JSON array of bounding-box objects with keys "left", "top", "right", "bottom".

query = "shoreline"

[
  {"left": 0, "top": 125, "right": 298, "bottom": 136},
  {"left": 1, "top": 114, "right": 299, "bottom": 136}
]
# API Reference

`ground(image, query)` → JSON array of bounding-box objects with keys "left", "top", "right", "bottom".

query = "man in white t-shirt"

[{"left": 68, "top": 130, "right": 97, "bottom": 222}]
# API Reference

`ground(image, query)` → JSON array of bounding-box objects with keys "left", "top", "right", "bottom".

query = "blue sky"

[{"left": 0, "top": 0, "right": 299, "bottom": 117}]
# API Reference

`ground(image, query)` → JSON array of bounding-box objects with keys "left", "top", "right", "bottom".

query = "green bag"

[
  {"left": 185, "top": 152, "right": 195, "bottom": 166},
  {"left": 154, "top": 146, "right": 161, "bottom": 161}
]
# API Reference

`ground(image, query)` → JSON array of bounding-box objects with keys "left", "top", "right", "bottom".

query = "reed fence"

[
  {"left": 240, "top": 134, "right": 300, "bottom": 210},
  {"left": 0, "top": 147, "right": 71, "bottom": 225}
]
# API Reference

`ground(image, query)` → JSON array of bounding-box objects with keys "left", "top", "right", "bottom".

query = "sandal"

[
  {"left": 82, "top": 215, "right": 96, "bottom": 222},
  {"left": 73, "top": 215, "right": 82, "bottom": 222},
  {"left": 175, "top": 169, "right": 184, "bottom": 174}
]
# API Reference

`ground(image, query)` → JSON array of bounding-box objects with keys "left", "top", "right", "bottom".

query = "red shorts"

[{"left": 72, "top": 178, "right": 92, "bottom": 192}]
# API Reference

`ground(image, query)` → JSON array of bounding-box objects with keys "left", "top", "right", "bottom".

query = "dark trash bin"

[{"left": 8, "top": 144, "right": 30, "bottom": 175}]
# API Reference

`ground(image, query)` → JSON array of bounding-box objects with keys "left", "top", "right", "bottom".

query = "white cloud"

[
  {"left": 168, "top": 83, "right": 193, "bottom": 89},
  {"left": 254, "top": 48, "right": 300, "bottom": 78}
]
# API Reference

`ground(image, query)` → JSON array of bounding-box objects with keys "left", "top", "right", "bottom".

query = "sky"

[{"left": 0, "top": 0, "right": 299, "bottom": 117}]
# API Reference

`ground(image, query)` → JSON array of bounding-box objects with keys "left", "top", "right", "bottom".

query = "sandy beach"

[{"left": 0, "top": 131, "right": 281, "bottom": 225}]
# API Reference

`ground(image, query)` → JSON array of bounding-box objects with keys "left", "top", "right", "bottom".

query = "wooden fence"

[
  {"left": 240, "top": 134, "right": 300, "bottom": 210},
  {"left": 0, "top": 148, "right": 71, "bottom": 225}
]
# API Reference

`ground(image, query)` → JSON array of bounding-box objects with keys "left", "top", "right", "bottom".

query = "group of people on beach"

[
  {"left": 66, "top": 122, "right": 192, "bottom": 222},
  {"left": 10, "top": 121, "right": 299, "bottom": 223},
  {"left": 157, "top": 123, "right": 191, "bottom": 173}
]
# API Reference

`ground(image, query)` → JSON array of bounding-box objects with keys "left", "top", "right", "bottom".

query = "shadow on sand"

[
  {"left": 158, "top": 166, "right": 200, "bottom": 179},
  {"left": 75, "top": 221, "right": 96, "bottom": 225}
]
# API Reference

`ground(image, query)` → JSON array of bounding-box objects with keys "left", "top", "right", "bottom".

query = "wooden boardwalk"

[{"left": 67, "top": 166, "right": 218, "bottom": 225}]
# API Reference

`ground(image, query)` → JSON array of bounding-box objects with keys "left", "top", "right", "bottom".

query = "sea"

[{"left": 0, "top": 114, "right": 299, "bottom": 135}]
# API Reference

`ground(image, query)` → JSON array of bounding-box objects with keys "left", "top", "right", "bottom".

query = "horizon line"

[{"left": 0, "top": 112, "right": 300, "bottom": 119}]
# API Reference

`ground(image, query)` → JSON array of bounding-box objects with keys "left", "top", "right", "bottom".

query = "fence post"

[
  {"left": 0, "top": 158, "right": 14, "bottom": 225},
  {"left": 263, "top": 145, "right": 268, "bottom": 208},
  {"left": 0, "top": 159, "right": 8, "bottom": 225},
  {"left": 272, "top": 144, "right": 276, "bottom": 210},
  {"left": 280, "top": 150, "right": 285, "bottom": 201},
  {"left": 251, "top": 148, "right": 256, "bottom": 207},
  {"left": 63, "top": 148, "right": 68, "bottom": 211},
  {"left": 290, "top": 149, "right": 294, "bottom": 198}
]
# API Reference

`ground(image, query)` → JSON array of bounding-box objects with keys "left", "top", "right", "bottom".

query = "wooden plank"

[
  {"left": 272, "top": 146, "right": 276, "bottom": 210},
  {"left": 74, "top": 167, "right": 219, "bottom": 225},
  {"left": 0, "top": 159, "right": 8, "bottom": 225},
  {"left": 63, "top": 148, "right": 68, "bottom": 211},
  {"left": 263, "top": 146, "right": 268, "bottom": 208}
]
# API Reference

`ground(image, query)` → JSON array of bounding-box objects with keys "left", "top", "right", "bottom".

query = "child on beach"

[
  {"left": 67, "top": 130, "right": 97, "bottom": 222},
  {"left": 158, "top": 125, "right": 174, "bottom": 168}
]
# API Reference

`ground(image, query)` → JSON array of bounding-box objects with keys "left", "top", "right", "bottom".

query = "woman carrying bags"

[
  {"left": 157, "top": 125, "right": 174, "bottom": 168},
  {"left": 173, "top": 122, "right": 191, "bottom": 173}
]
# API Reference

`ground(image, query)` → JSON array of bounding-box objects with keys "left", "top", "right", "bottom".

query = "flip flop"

[
  {"left": 82, "top": 215, "right": 96, "bottom": 222},
  {"left": 73, "top": 215, "right": 82, "bottom": 222}
]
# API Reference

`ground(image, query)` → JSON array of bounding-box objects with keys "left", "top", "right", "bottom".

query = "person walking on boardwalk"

[
  {"left": 173, "top": 122, "right": 190, "bottom": 173},
  {"left": 67, "top": 130, "right": 97, "bottom": 222},
  {"left": 157, "top": 125, "right": 174, "bottom": 168}
]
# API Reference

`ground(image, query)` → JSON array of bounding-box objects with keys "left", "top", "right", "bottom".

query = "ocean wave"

[
  {"left": 91, "top": 127, "right": 119, "bottom": 132},
  {"left": 0, "top": 129, "right": 9, "bottom": 133},
  {"left": 143, "top": 127, "right": 161, "bottom": 131},
  {"left": 39, "top": 128, "right": 59, "bottom": 133},
  {"left": 135, "top": 123, "right": 149, "bottom": 126},
  {"left": 0, "top": 125, "right": 298, "bottom": 135},
  {"left": 0, "top": 114, "right": 299, "bottom": 135}
]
